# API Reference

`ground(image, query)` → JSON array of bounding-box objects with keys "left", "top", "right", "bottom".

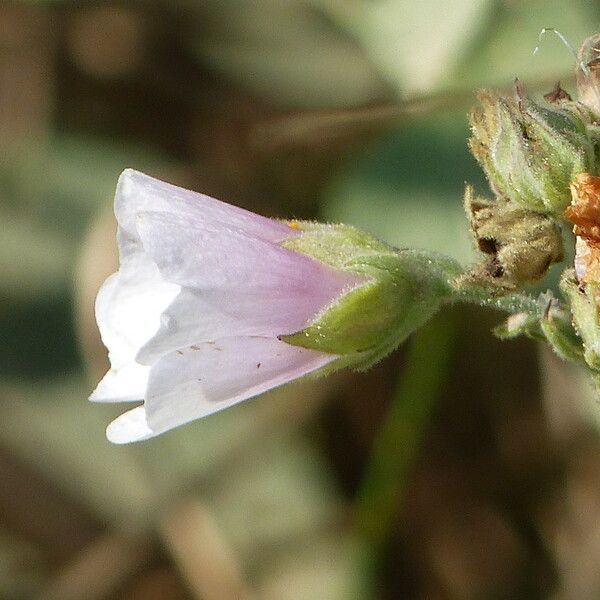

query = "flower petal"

[
  {"left": 132, "top": 210, "right": 363, "bottom": 362},
  {"left": 136, "top": 281, "right": 362, "bottom": 366},
  {"left": 93, "top": 242, "right": 180, "bottom": 400},
  {"left": 135, "top": 209, "right": 361, "bottom": 291},
  {"left": 115, "top": 169, "right": 293, "bottom": 242},
  {"left": 107, "top": 337, "right": 337, "bottom": 443},
  {"left": 106, "top": 406, "right": 154, "bottom": 444},
  {"left": 89, "top": 361, "right": 150, "bottom": 403},
  {"left": 136, "top": 286, "right": 315, "bottom": 364}
]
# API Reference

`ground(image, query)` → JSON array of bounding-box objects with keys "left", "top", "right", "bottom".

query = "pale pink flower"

[{"left": 91, "top": 170, "right": 364, "bottom": 443}]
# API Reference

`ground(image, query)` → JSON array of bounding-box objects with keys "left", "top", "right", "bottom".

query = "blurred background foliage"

[{"left": 3, "top": 0, "right": 600, "bottom": 598}]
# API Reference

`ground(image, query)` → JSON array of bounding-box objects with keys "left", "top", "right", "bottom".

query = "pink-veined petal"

[
  {"left": 136, "top": 286, "right": 328, "bottom": 364},
  {"left": 132, "top": 210, "right": 363, "bottom": 362},
  {"left": 136, "top": 281, "right": 363, "bottom": 366},
  {"left": 135, "top": 209, "right": 362, "bottom": 291}
]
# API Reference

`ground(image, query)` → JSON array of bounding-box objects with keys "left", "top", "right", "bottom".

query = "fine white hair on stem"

[{"left": 533, "top": 27, "right": 578, "bottom": 62}]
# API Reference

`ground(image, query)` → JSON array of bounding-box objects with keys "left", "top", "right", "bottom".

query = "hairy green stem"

[{"left": 450, "top": 283, "right": 541, "bottom": 314}]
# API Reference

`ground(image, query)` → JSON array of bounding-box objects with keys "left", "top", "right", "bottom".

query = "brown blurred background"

[{"left": 3, "top": 1, "right": 600, "bottom": 599}]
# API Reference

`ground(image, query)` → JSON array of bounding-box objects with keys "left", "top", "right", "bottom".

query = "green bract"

[
  {"left": 469, "top": 85, "right": 596, "bottom": 214},
  {"left": 280, "top": 222, "right": 460, "bottom": 369}
]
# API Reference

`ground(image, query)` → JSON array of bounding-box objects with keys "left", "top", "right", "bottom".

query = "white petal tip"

[
  {"left": 106, "top": 406, "right": 155, "bottom": 444},
  {"left": 88, "top": 390, "right": 105, "bottom": 403},
  {"left": 118, "top": 168, "right": 142, "bottom": 185},
  {"left": 89, "top": 366, "right": 149, "bottom": 403},
  {"left": 89, "top": 379, "right": 117, "bottom": 403},
  {"left": 89, "top": 383, "right": 143, "bottom": 404}
]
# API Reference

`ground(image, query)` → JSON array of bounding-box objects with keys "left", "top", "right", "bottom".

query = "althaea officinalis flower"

[{"left": 91, "top": 170, "right": 456, "bottom": 443}]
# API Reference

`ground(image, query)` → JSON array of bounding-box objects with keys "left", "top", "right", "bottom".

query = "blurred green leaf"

[
  {"left": 0, "top": 134, "right": 171, "bottom": 300},
  {"left": 187, "top": 0, "right": 390, "bottom": 108},
  {"left": 355, "top": 312, "right": 456, "bottom": 552},
  {"left": 0, "top": 209, "right": 71, "bottom": 300},
  {"left": 0, "top": 375, "right": 371, "bottom": 597},
  {"left": 0, "top": 377, "right": 155, "bottom": 526},
  {"left": 456, "top": 0, "right": 599, "bottom": 90},
  {"left": 256, "top": 535, "right": 371, "bottom": 600},
  {"left": 0, "top": 530, "right": 45, "bottom": 600},
  {"left": 322, "top": 111, "right": 481, "bottom": 263},
  {"left": 211, "top": 435, "right": 345, "bottom": 561},
  {"left": 316, "top": 0, "right": 494, "bottom": 95}
]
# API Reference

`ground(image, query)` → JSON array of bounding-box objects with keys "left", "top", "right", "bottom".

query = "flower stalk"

[{"left": 355, "top": 312, "right": 457, "bottom": 553}]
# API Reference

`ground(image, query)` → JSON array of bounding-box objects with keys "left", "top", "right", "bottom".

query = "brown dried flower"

[
  {"left": 565, "top": 172, "right": 600, "bottom": 284},
  {"left": 458, "top": 186, "right": 563, "bottom": 290}
]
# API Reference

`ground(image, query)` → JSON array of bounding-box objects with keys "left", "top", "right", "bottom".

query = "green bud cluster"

[
  {"left": 561, "top": 270, "right": 600, "bottom": 371},
  {"left": 494, "top": 291, "right": 583, "bottom": 362},
  {"left": 458, "top": 38, "right": 600, "bottom": 384}
]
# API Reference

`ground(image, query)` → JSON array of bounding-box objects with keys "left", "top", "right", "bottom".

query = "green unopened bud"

[
  {"left": 457, "top": 186, "right": 563, "bottom": 290},
  {"left": 494, "top": 311, "right": 543, "bottom": 340},
  {"left": 469, "top": 83, "right": 595, "bottom": 214},
  {"left": 561, "top": 270, "right": 600, "bottom": 371},
  {"left": 493, "top": 291, "right": 583, "bottom": 362},
  {"left": 539, "top": 296, "right": 584, "bottom": 362},
  {"left": 280, "top": 222, "right": 459, "bottom": 369}
]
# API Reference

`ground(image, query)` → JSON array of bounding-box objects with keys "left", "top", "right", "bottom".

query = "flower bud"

[
  {"left": 280, "top": 222, "right": 459, "bottom": 369},
  {"left": 457, "top": 186, "right": 563, "bottom": 290},
  {"left": 539, "top": 296, "right": 584, "bottom": 362},
  {"left": 494, "top": 292, "right": 583, "bottom": 362},
  {"left": 561, "top": 270, "right": 600, "bottom": 371},
  {"left": 494, "top": 311, "right": 542, "bottom": 340},
  {"left": 469, "top": 83, "right": 595, "bottom": 214}
]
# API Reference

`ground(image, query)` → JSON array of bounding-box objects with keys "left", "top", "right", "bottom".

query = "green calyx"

[
  {"left": 279, "top": 222, "right": 460, "bottom": 369},
  {"left": 469, "top": 84, "right": 596, "bottom": 214}
]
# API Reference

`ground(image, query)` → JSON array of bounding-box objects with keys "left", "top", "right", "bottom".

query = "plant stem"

[
  {"left": 354, "top": 311, "right": 457, "bottom": 555},
  {"left": 451, "top": 284, "right": 540, "bottom": 314}
]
